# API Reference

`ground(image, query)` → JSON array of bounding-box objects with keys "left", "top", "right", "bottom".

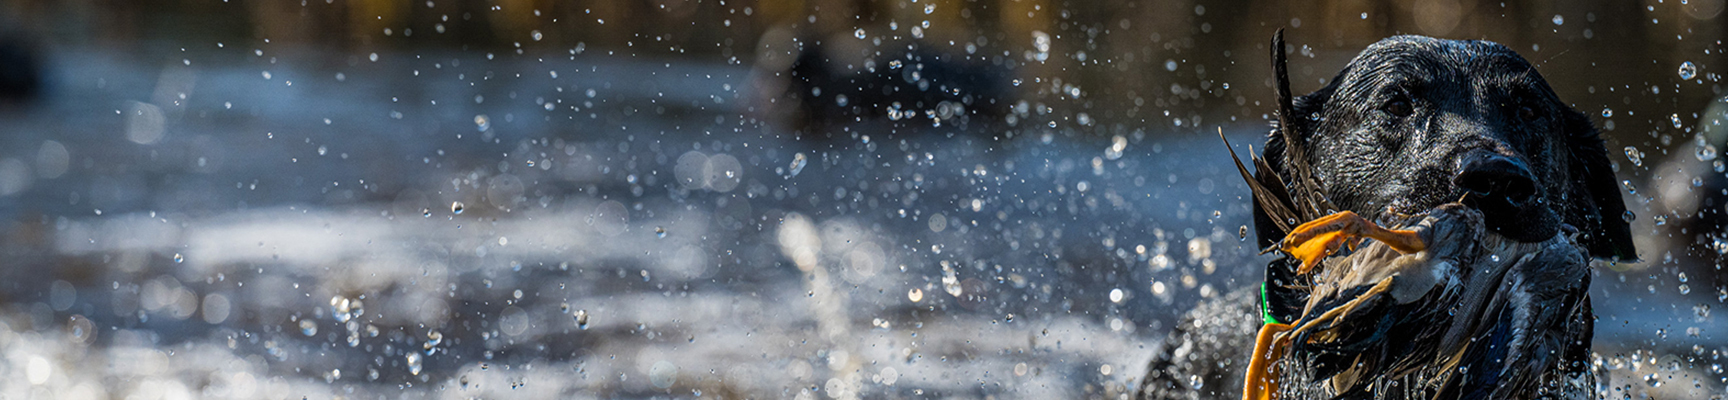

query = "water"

[{"left": 0, "top": 11, "right": 1717, "bottom": 400}]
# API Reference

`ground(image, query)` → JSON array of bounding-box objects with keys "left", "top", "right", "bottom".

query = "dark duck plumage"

[
  {"left": 1260, "top": 206, "right": 1597, "bottom": 400},
  {"left": 1225, "top": 30, "right": 1631, "bottom": 400}
]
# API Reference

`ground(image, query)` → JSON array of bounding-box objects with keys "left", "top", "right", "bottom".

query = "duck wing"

[
  {"left": 1430, "top": 238, "right": 1594, "bottom": 400},
  {"left": 1221, "top": 129, "right": 1299, "bottom": 241},
  {"left": 1269, "top": 29, "right": 1338, "bottom": 225}
]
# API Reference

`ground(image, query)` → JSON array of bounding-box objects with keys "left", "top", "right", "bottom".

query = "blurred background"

[{"left": 0, "top": 0, "right": 1723, "bottom": 399}]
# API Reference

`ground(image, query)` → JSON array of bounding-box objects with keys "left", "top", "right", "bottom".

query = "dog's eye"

[
  {"left": 1517, "top": 105, "right": 1539, "bottom": 122},
  {"left": 1382, "top": 95, "right": 1412, "bottom": 118}
]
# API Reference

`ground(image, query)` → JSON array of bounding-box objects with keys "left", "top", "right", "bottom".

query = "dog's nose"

[{"left": 1452, "top": 153, "right": 1538, "bottom": 205}]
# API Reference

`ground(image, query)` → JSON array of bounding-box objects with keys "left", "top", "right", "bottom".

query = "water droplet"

[
  {"left": 788, "top": 153, "right": 807, "bottom": 177},
  {"left": 405, "top": 352, "right": 423, "bottom": 376},
  {"left": 1622, "top": 210, "right": 1636, "bottom": 224},
  {"left": 1672, "top": 113, "right": 1684, "bottom": 129},
  {"left": 1239, "top": 226, "right": 1249, "bottom": 241},
  {"left": 649, "top": 360, "right": 679, "bottom": 389},
  {"left": 907, "top": 288, "right": 924, "bottom": 302},
  {"left": 1624, "top": 146, "right": 1643, "bottom": 167},
  {"left": 451, "top": 201, "right": 465, "bottom": 215},
  {"left": 1360, "top": 12, "right": 1368, "bottom": 19},
  {"left": 1697, "top": 144, "right": 1718, "bottom": 161},
  {"left": 1551, "top": 14, "right": 1564, "bottom": 25},
  {"left": 940, "top": 261, "right": 963, "bottom": 297},
  {"left": 299, "top": 320, "right": 318, "bottom": 336},
  {"left": 1679, "top": 61, "right": 1698, "bottom": 80},
  {"left": 924, "top": 3, "right": 935, "bottom": 13},
  {"left": 421, "top": 208, "right": 432, "bottom": 217},
  {"left": 330, "top": 296, "right": 355, "bottom": 322},
  {"left": 655, "top": 226, "right": 667, "bottom": 238},
  {"left": 854, "top": 28, "right": 867, "bottom": 39},
  {"left": 172, "top": 253, "right": 184, "bottom": 263},
  {"left": 425, "top": 331, "right": 443, "bottom": 349},
  {"left": 1109, "top": 288, "right": 1125, "bottom": 303},
  {"left": 575, "top": 309, "right": 590, "bottom": 330},
  {"left": 474, "top": 114, "right": 490, "bottom": 131},
  {"left": 1622, "top": 180, "right": 1638, "bottom": 195},
  {"left": 1602, "top": 108, "right": 1613, "bottom": 118}
]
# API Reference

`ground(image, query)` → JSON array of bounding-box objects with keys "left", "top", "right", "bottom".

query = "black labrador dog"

[{"left": 1138, "top": 33, "right": 1635, "bottom": 399}]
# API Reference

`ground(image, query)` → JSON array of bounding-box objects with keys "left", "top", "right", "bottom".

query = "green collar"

[{"left": 1260, "top": 282, "right": 1283, "bottom": 325}]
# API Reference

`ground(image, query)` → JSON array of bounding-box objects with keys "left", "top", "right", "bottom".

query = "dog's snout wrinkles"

[{"left": 1453, "top": 153, "right": 1538, "bottom": 204}]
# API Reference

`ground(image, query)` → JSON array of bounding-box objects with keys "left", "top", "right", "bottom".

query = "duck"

[{"left": 1242, "top": 203, "right": 1596, "bottom": 400}]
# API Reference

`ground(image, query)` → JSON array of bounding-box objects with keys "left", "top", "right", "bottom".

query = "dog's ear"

[{"left": 1562, "top": 109, "right": 1638, "bottom": 262}]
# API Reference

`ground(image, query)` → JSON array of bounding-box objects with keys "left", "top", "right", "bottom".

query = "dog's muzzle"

[
  {"left": 1451, "top": 150, "right": 1562, "bottom": 242},
  {"left": 1452, "top": 152, "right": 1538, "bottom": 207}
]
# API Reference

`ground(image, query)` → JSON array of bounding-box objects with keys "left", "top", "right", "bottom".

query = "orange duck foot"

[
  {"left": 1278, "top": 211, "right": 1427, "bottom": 274},
  {"left": 1242, "top": 322, "right": 1293, "bottom": 400}
]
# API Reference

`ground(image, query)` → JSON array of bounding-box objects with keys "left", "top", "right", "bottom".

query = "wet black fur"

[
  {"left": 1140, "top": 33, "right": 1634, "bottom": 400},
  {"left": 1253, "top": 35, "right": 1635, "bottom": 261}
]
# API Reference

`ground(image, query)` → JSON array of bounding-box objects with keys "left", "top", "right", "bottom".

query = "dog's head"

[{"left": 1263, "top": 35, "right": 1636, "bottom": 261}]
